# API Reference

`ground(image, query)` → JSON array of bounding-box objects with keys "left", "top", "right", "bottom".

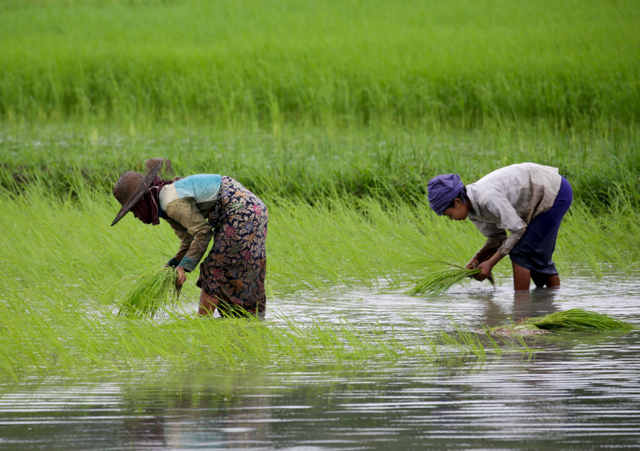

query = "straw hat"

[
  {"left": 145, "top": 158, "right": 173, "bottom": 175},
  {"left": 111, "top": 161, "right": 163, "bottom": 226}
]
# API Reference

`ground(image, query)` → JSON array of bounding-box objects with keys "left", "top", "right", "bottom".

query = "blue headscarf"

[{"left": 427, "top": 174, "right": 466, "bottom": 215}]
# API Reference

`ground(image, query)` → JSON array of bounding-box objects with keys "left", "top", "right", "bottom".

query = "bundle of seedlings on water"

[
  {"left": 409, "top": 262, "right": 494, "bottom": 296},
  {"left": 117, "top": 267, "right": 180, "bottom": 318},
  {"left": 487, "top": 308, "right": 637, "bottom": 335}
]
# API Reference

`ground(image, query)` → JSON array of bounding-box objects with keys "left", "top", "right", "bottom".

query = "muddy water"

[{"left": 1, "top": 277, "right": 640, "bottom": 450}]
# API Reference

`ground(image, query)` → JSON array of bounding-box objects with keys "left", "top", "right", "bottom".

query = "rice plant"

[
  {"left": 408, "top": 262, "right": 494, "bottom": 296},
  {"left": 1, "top": 0, "right": 639, "bottom": 128},
  {"left": 117, "top": 267, "right": 180, "bottom": 318},
  {"left": 487, "top": 308, "right": 637, "bottom": 335}
]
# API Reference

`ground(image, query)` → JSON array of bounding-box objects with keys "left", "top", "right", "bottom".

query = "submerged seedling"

[
  {"left": 486, "top": 308, "right": 637, "bottom": 335},
  {"left": 117, "top": 267, "right": 180, "bottom": 318}
]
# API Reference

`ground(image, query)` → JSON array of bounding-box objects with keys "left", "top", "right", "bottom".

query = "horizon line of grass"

[
  {"left": 4, "top": 58, "right": 637, "bottom": 129},
  {"left": 1, "top": 124, "right": 639, "bottom": 212}
]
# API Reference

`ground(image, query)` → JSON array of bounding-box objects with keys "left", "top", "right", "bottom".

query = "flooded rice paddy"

[{"left": 1, "top": 276, "right": 640, "bottom": 450}]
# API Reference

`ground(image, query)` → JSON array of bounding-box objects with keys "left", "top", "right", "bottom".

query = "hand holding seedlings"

[
  {"left": 175, "top": 266, "right": 187, "bottom": 287},
  {"left": 465, "top": 258, "right": 480, "bottom": 269},
  {"left": 466, "top": 257, "right": 495, "bottom": 285},
  {"left": 117, "top": 266, "right": 180, "bottom": 318},
  {"left": 475, "top": 256, "right": 500, "bottom": 282},
  {"left": 466, "top": 257, "right": 494, "bottom": 281}
]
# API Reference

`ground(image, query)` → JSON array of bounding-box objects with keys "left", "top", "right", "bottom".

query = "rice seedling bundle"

[
  {"left": 117, "top": 267, "right": 179, "bottom": 318},
  {"left": 409, "top": 267, "right": 484, "bottom": 296},
  {"left": 487, "top": 308, "right": 636, "bottom": 335}
]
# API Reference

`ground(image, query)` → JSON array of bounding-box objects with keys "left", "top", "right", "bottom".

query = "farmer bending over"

[
  {"left": 427, "top": 163, "right": 572, "bottom": 291},
  {"left": 111, "top": 162, "right": 268, "bottom": 317}
]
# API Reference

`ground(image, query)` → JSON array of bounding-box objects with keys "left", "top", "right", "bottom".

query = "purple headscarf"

[{"left": 427, "top": 174, "right": 466, "bottom": 215}]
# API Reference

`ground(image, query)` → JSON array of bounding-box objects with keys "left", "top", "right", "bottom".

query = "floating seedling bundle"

[
  {"left": 409, "top": 263, "right": 494, "bottom": 296},
  {"left": 117, "top": 267, "right": 180, "bottom": 318},
  {"left": 487, "top": 308, "right": 636, "bottom": 335}
]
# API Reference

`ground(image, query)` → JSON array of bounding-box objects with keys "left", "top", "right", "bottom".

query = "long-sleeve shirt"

[
  {"left": 465, "top": 163, "right": 562, "bottom": 258},
  {"left": 159, "top": 174, "right": 222, "bottom": 272}
]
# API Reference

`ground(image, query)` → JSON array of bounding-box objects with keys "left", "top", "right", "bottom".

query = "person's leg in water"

[
  {"left": 198, "top": 288, "right": 219, "bottom": 316},
  {"left": 510, "top": 177, "right": 572, "bottom": 291},
  {"left": 198, "top": 288, "right": 253, "bottom": 317},
  {"left": 512, "top": 262, "right": 531, "bottom": 291},
  {"left": 547, "top": 274, "right": 560, "bottom": 287},
  {"left": 530, "top": 270, "right": 561, "bottom": 288},
  {"left": 515, "top": 265, "right": 561, "bottom": 290}
]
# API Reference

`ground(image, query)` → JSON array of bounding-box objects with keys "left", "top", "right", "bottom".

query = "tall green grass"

[
  {"left": 2, "top": 124, "right": 639, "bottom": 211},
  {"left": 0, "top": 183, "right": 532, "bottom": 382},
  {"left": 0, "top": 300, "right": 524, "bottom": 383},
  {"left": 2, "top": 0, "right": 639, "bottom": 384},
  {"left": 0, "top": 0, "right": 638, "bottom": 127},
  {"left": 1, "top": 176, "right": 639, "bottom": 298}
]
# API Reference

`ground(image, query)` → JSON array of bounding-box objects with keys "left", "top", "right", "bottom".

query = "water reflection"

[
  {"left": 5, "top": 345, "right": 639, "bottom": 451},
  {"left": 119, "top": 372, "right": 273, "bottom": 449},
  {"left": 476, "top": 287, "right": 561, "bottom": 328}
]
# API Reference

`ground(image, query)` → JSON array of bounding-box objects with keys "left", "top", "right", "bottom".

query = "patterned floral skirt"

[{"left": 196, "top": 176, "right": 268, "bottom": 316}]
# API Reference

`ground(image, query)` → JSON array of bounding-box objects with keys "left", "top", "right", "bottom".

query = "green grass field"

[
  {"left": 1, "top": 0, "right": 639, "bottom": 127},
  {"left": 1, "top": 0, "right": 639, "bottom": 381}
]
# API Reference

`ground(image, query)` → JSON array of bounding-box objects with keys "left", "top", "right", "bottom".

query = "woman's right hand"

[
  {"left": 165, "top": 264, "right": 187, "bottom": 288},
  {"left": 175, "top": 266, "right": 187, "bottom": 287},
  {"left": 466, "top": 258, "right": 480, "bottom": 270}
]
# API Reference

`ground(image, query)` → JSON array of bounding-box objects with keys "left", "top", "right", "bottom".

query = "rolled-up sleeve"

[{"left": 163, "top": 198, "right": 213, "bottom": 272}]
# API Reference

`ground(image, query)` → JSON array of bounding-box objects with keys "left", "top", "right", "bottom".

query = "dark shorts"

[
  {"left": 196, "top": 176, "right": 268, "bottom": 316},
  {"left": 509, "top": 176, "right": 572, "bottom": 275}
]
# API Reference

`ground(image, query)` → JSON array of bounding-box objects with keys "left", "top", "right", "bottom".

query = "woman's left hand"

[
  {"left": 475, "top": 260, "right": 495, "bottom": 281},
  {"left": 473, "top": 252, "right": 503, "bottom": 282},
  {"left": 176, "top": 266, "right": 187, "bottom": 287}
]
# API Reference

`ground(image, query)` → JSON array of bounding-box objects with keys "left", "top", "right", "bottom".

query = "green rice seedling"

[
  {"left": 487, "top": 308, "right": 637, "bottom": 335},
  {"left": 117, "top": 267, "right": 179, "bottom": 318},
  {"left": 408, "top": 262, "right": 493, "bottom": 296},
  {"left": 0, "top": 288, "right": 535, "bottom": 382}
]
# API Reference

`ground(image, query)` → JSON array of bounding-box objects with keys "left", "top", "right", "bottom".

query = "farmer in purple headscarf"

[{"left": 427, "top": 163, "right": 572, "bottom": 291}]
